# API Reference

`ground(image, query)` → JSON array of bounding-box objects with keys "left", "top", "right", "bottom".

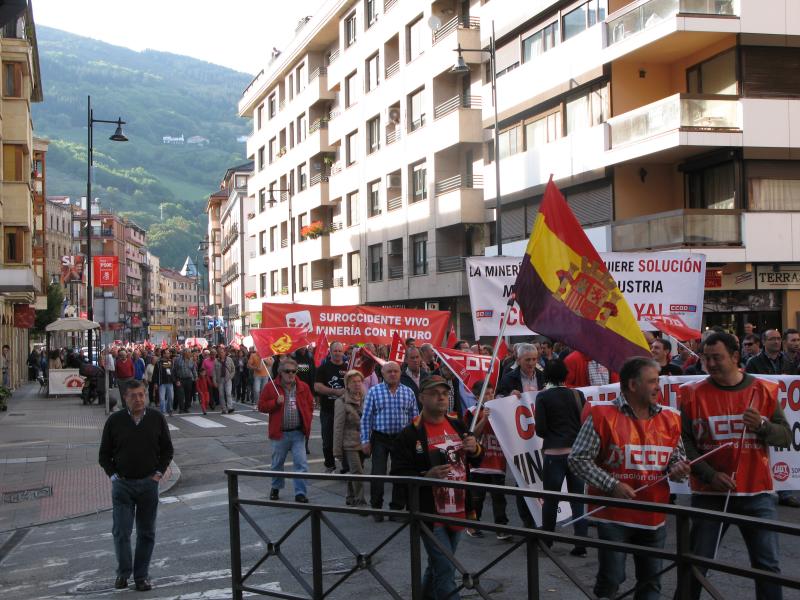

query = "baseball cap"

[{"left": 420, "top": 375, "right": 450, "bottom": 392}]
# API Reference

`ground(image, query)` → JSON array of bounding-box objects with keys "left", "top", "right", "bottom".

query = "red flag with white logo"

[
  {"left": 435, "top": 347, "right": 501, "bottom": 391},
  {"left": 313, "top": 330, "right": 329, "bottom": 367},
  {"left": 389, "top": 331, "right": 406, "bottom": 364}
]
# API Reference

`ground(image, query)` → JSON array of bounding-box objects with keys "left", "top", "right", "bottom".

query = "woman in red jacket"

[
  {"left": 196, "top": 366, "right": 212, "bottom": 415},
  {"left": 258, "top": 357, "right": 314, "bottom": 503}
]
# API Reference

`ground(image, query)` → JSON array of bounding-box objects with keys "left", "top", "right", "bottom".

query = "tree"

[{"left": 34, "top": 283, "right": 64, "bottom": 334}]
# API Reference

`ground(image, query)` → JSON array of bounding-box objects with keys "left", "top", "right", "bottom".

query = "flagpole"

[
  {"left": 559, "top": 442, "right": 734, "bottom": 529},
  {"left": 261, "top": 358, "right": 281, "bottom": 397},
  {"left": 432, "top": 346, "right": 471, "bottom": 395},
  {"left": 469, "top": 295, "right": 516, "bottom": 433}
]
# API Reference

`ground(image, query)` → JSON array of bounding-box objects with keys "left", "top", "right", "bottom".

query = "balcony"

[
  {"left": 387, "top": 196, "right": 403, "bottom": 211},
  {"left": 608, "top": 94, "right": 741, "bottom": 148},
  {"left": 0, "top": 267, "right": 36, "bottom": 292},
  {"left": 221, "top": 262, "right": 240, "bottom": 285},
  {"left": 437, "top": 256, "right": 466, "bottom": 273},
  {"left": 611, "top": 209, "right": 741, "bottom": 251},
  {"left": 434, "top": 174, "right": 483, "bottom": 196},
  {"left": 429, "top": 95, "right": 483, "bottom": 151},
  {"left": 295, "top": 232, "right": 330, "bottom": 264},
  {"left": 431, "top": 16, "right": 480, "bottom": 45},
  {"left": 606, "top": 0, "right": 739, "bottom": 47},
  {"left": 385, "top": 60, "right": 400, "bottom": 79},
  {"left": 221, "top": 224, "right": 239, "bottom": 253}
]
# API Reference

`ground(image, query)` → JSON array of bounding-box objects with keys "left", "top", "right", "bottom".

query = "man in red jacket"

[
  {"left": 115, "top": 349, "right": 136, "bottom": 401},
  {"left": 258, "top": 357, "right": 314, "bottom": 503}
]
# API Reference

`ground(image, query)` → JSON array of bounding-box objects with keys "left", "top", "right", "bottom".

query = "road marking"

[
  {"left": 0, "top": 457, "right": 47, "bottom": 464},
  {"left": 179, "top": 416, "right": 226, "bottom": 428},
  {"left": 167, "top": 423, "right": 179, "bottom": 431},
  {"left": 160, "top": 487, "right": 228, "bottom": 505},
  {"left": 222, "top": 413, "right": 262, "bottom": 424}
]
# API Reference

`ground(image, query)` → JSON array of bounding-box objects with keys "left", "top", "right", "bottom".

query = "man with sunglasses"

[
  {"left": 741, "top": 334, "right": 761, "bottom": 363},
  {"left": 258, "top": 357, "right": 314, "bottom": 503}
]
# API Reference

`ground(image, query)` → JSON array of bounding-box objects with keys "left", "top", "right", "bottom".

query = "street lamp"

[
  {"left": 196, "top": 237, "right": 210, "bottom": 339},
  {"left": 86, "top": 95, "right": 127, "bottom": 364},
  {"left": 447, "top": 21, "right": 503, "bottom": 255},
  {"left": 268, "top": 186, "right": 295, "bottom": 301}
]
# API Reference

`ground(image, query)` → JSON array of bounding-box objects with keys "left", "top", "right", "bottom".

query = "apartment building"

[
  {"left": 32, "top": 137, "right": 47, "bottom": 296},
  {"left": 479, "top": 0, "right": 800, "bottom": 332},
  {"left": 45, "top": 198, "right": 72, "bottom": 284},
  {"left": 0, "top": 2, "right": 43, "bottom": 386},
  {"left": 205, "top": 188, "right": 227, "bottom": 331},
  {"left": 158, "top": 267, "right": 201, "bottom": 341},
  {"left": 239, "top": 0, "right": 491, "bottom": 337},
  {"left": 124, "top": 222, "right": 147, "bottom": 340}
]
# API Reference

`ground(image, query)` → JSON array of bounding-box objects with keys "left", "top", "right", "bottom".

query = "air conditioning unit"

[
  {"left": 425, "top": 301, "right": 439, "bottom": 311},
  {"left": 388, "top": 108, "right": 401, "bottom": 123},
  {"left": 387, "top": 173, "right": 402, "bottom": 188},
  {"left": 388, "top": 239, "right": 402, "bottom": 255}
]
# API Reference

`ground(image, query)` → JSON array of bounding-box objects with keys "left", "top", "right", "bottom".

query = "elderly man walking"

[
  {"left": 215, "top": 348, "right": 236, "bottom": 414},
  {"left": 360, "top": 361, "right": 418, "bottom": 520},
  {"left": 174, "top": 348, "right": 198, "bottom": 414}
]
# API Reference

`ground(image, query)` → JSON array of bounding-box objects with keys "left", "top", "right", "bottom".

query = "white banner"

[
  {"left": 466, "top": 253, "right": 706, "bottom": 337},
  {"left": 48, "top": 369, "right": 85, "bottom": 395}
]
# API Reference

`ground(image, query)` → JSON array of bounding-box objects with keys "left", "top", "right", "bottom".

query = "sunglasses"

[{"left": 283, "top": 369, "right": 297, "bottom": 374}]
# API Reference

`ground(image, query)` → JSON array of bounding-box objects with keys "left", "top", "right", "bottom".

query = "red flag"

[
  {"left": 251, "top": 327, "right": 310, "bottom": 358},
  {"left": 313, "top": 331, "right": 329, "bottom": 367},
  {"left": 648, "top": 315, "right": 701, "bottom": 342},
  {"left": 435, "top": 347, "right": 500, "bottom": 391},
  {"left": 446, "top": 325, "right": 457, "bottom": 349},
  {"left": 160, "top": 339, "right": 167, "bottom": 349},
  {"left": 361, "top": 345, "right": 387, "bottom": 368},
  {"left": 351, "top": 347, "right": 377, "bottom": 379},
  {"left": 491, "top": 339, "right": 510, "bottom": 386},
  {"left": 389, "top": 332, "right": 406, "bottom": 363}
]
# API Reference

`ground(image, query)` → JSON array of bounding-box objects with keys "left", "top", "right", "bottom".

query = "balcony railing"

[
  {"left": 309, "top": 66, "right": 327, "bottom": 82},
  {"left": 386, "top": 127, "right": 401, "bottom": 145},
  {"left": 327, "top": 48, "right": 340, "bottom": 66},
  {"left": 384, "top": 0, "right": 398, "bottom": 12},
  {"left": 221, "top": 262, "right": 240, "bottom": 285},
  {"left": 437, "top": 256, "right": 466, "bottom": 273},
  {"left": 611, "top": 209, "right": 742, "bottom": 251},
  {"left": 221, "top": 224, "right": 239, "bottom": 253},
  {"left": 330, "top": 220, "right": 343, "bottom": 231},
  {"left": 333, "top": 277, "right": 344, "bottom": 288},
  {"left": 308, "top": 118, "right": 329, "bottom": 133},
  {"left": 433, "top": 94, "right": 482, "bottom": 120},
  {"left": 385, "top": 60, "right": 400, "bottom": 79},
  {"left": 280, "top": 238, "right": 288, "bottom": 248},
  {"left": 309, "top": 171, "right": 330, "bottom": 186},
  {"left": 434, "top": 174, "right": 483, "bottom": 196},
  {"left": 608, "top": 94, "right": 741, "bottom": 148},
  {"left": 408, "top": 114, "right": 426, "bottom": 132},
  {"left": 387, "top": 196, "right": 402, "bottom": 211},
  {"left": 388, "top": 265, "right": 404, "bottom": 279},
  {"left": 432, "top": 15, "right": 480, "bottom": 44},
  {"left": 607, "top": 0, "right": 739, "bottom": 46},
  {"left": 311, "top": 279, "right": 332, "bottom": 290}
]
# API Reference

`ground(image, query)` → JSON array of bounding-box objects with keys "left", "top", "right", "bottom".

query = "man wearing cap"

[{"left": 392, "top": 375, "right": 483, "bottom": 600}]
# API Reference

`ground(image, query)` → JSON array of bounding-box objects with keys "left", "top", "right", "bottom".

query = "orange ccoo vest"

[
  {"left": 588, "top": 402, "right": 682, "bottom": 529},
  {"left": 679, "top": 376, "right": 777, "bottom": 496}
]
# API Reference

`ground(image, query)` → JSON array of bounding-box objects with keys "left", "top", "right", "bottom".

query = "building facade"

[
  {"left": 480, "top": 0, "right": 800, "bottom": 333},
  {"left": 124, "top": 222, "right": 147, "bottom": 340},
  {"left": 0, "top": 2, "right": 43, "bottom": 386},
  {"left": 158, "top": 267, "right": 201, "bottom": 341},
  {"left": 205, "top": 188, "right": 227, "bottom": 338},
  {"left": 45, "top": 197, "right": 72, "bottom": 285},
  {"left": 239, "top": 0, "right": 490, "bottom": 338}
]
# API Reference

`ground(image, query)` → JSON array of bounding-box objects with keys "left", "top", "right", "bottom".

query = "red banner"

[
  {"left": 187, "top": 306, "right": 199, "bottom": 317},
  {"left": 648, "top": 314, "right": 701, "bottom": 342},
  {"left": 251, "top": 327, "right": 310, "bottom": 358},
  {"left": 435, "top": 347, "right": 502, "bottom": 390},
  {"left": 93, "top": 256, "right": 119, "bottom": 287},
  {"left": 14, "top": 304, "right": 35, "bottom": 329},
  {"left": 261, "top": 302, "right": 450, "bottom": 346},
  {"left": 389, "top": 332, "right": 406, "bottom": 363}
]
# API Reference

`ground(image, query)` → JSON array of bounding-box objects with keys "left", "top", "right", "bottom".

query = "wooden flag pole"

[{"left": 262, "top": 358, "right": 281, "bottom": 397}]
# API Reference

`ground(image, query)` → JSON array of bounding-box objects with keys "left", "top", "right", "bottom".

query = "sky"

[{"left": 32, "top": 0, "right": 326, "bottom": 75}]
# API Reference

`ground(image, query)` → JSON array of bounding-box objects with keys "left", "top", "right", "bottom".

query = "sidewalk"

[{"left": 0, "top": 383, "right": 180, "bottom": 533}]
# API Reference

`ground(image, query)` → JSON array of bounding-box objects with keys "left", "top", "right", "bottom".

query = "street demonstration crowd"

[{"left": 96, "top": 324, "right": 797, "bottom": 599}]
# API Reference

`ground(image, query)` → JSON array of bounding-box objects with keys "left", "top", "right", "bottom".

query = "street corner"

[{"left": 159, "top": 459, "right": 181, "bottom": 496}]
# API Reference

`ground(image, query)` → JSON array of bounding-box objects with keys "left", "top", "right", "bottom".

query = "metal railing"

[
  {"left": 385, "top": 60, "right": 400, "bottom": 79},
  {"left": 330, "top": 221, "right": 343, "bottom": 231},
  {"left": 408, "top": 114, "right": 426, "bottom": 132},
  {"left": 309, "top": 171, "right": 330, "bottom": 186},
  {"left": 387, "top": 196, "right": 402, "bottom": 211},
  {"left": 309, "top": 66, "right": 327, "bottom": 82},
  {"left": 434, "top": 173, "right": 483, "bottom": 196},
  {"left": 327, "top": 48, "right": 340, "bottom": 66},
  {"left": 437, "top": 256, "right": 466, "bottom": 273},
  {"left": 611, "top": 208, "right": 742, "bottom": 251},
  {"left": 226, "top": 470, "right": 800, "bottom": 600},
  {"left": 384, "top": 0, "right": 398, "bottom": 12},
  {"left": 311, "top": 279, "right": 331, "bottom": 290},
  {"left": 308, "top": 118, "right": 329, "bottom": 133},
  {"left": 280, "top": 238, "right": 288, "bottom": 249},
  {"left": 332, "top": 277, "right": 344, "bottom": 288},
  {"left": 432, "top": 15, "right": 480, "bottom": 44},
  {"left": 386, "top": 127, "right": 401, "bottom": 145},
  {"left": 388, "top": 264, "right": 404, "bottom": 279},
  {"left": 221, "top": 263, "right": 240, "bottom": 285},
  {"left": 433, "top": 94, "right": 482, "bottom": 120}
]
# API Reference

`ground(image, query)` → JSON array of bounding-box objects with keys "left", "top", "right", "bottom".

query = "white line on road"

[
  {"left": 221, "top": 413, "right": 262, "bottom": 424},
  {"left": 160, "top": 487, "right": 228, "bottom": 505},
  {"left": 0, "top": 456, "right": 47, "bottom": 464},
  {"left": 168, "top": 423, "right": 179, "bottom": 431},
  {"left": 179, "top": 416, "right": 226, "bottom": 428}
]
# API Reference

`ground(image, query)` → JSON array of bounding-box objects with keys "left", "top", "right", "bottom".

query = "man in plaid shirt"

[{"left": 361, "top": 361, "right": 418, "bottom": 520}]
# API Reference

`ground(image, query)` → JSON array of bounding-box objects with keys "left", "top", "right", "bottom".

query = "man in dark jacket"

[
  {"left": 392, "top": 376, "right": 482, "bottom": 600},
  {"left": 399, "top": 346, "right": 424, "bottom": 405},
  {"left": 496, "top": 343, "right": 545, "bottom": 397},
  {"left": 745, "top": 329, "right": 797, "bottom": 376}
]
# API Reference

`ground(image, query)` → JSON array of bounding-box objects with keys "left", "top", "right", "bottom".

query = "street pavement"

[{"left": 0, "top": 382, "right": 799, "bottom": 598}]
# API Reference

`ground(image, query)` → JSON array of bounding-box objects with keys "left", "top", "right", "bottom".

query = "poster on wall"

[
  {"left": 60, "top": 255, "right": 85, "bottom": 286},
  {"left": 466, "top": 253, "right": 706, "bottom": 337}
]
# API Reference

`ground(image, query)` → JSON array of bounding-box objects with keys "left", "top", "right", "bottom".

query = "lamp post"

[
  {"left": 268, "top": 186, "right": 295, "bottom": 301},
  {"left": 196, "top": 237, "right": 210, "bottom": 339},
  {"left": 447, "top": 21, "right": 503, "bottom": 255},
  {"left": 86, "top": 95, "right": 127, "bottom": 365}
]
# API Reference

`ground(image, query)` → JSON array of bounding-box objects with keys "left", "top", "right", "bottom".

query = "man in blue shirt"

[{"left": 360, "top": 361, "right": 418, "bottom": 521}]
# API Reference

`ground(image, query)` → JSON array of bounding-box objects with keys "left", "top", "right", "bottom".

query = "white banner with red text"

[{"left": 466, "top": 253, "right": 706, "bottom": 337}]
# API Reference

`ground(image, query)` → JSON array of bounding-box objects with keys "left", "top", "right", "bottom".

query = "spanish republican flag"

[{"left": 513, "top": 180, "right": 649, "bottom": 373}]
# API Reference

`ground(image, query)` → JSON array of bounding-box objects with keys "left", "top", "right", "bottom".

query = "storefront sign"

[
  {"left": 260, "top": 302, "right": 450, "bottom": 345},
  {"left": 704, "top": 269, "right": 755, "bottom": 291},
  {"left": 756, "top": 265, "right": 800, "bottom": 290},
  {"left": 466, "top": 253, "right": 706, "bottom": 336}
]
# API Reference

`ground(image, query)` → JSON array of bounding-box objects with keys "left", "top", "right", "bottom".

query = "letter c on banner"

[{"left": 515, "top": 405, "right": 535, "bottom": 440}]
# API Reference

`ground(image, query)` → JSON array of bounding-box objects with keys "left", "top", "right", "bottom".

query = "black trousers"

[
  {"left": 177, "top": 377, "right": 194, "bottom": 411},
  {"left": 320, "top": 407, "right": 336, "bottom": 469},
  {"left": 370, "top": 431, "right": 406, "bottom": 510}
]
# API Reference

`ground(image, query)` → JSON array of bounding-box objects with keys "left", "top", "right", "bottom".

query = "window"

[
  {"left": 259, "top": 188, "right": 266, "bottom": 212},
  {"left": 270, "top": 270, "right": 280, "bottom": 295},
  {"left": 297, "top": 114, "right": 307, "bottom": 143},
  {"left": 345, "top": 12, "right": 357, "bottom": 47},
  {"left": 345, "top": 71, "right": 358, "bottom": 107},
  {"left": 346, "top": 130, "right": 359, "bottom": 165},
  {"left": 522, "top": 21, "right": 559, "bottom": 62},
  {"left": 5, "top": 226, "right": 22, "bottom": 263},
  {"left": 298, "top": 163, "right": 307, "bottom": 191},
  {"left": 3, "top": 62, "right": 22, "bottom": 98},
  {"left": 3, "top": 144, "right": 24, "bottom": 181},
  {"left": 268, "top": 93, "right": 277, "bottom": 118},
  {"left": 368, "top": 244, "right": 383, "bottom": 281},
  {"left": 411, "top": 161, "right": 427, "bottom": 202},
  {"left": 498, "top": 125, "right": 522, "bottom": 159},
  {"left": 347, "top": 191, "right": 360, "bottom": 226},
  {"left": 687, "top": 161, "right": 737, "bottom": 210},
  {"left": 406, "top": 16, "right": 424, "bottom": 62},
  {"left": 525, "top": 111, "right": 562, "bottom": 149},
  {"left": 270, "top": 226, "right": 277, "bottom": 251},
  {"left": 368, "top": 179, "right": 381, "bottom": 216},
  {"left": 257, "top": 104, "right": 264, "bottom": 130},
  {"left": 288, "top": 74, "right": 294, "bottom": 100},
  {"left": 259, "top": 274, "right": 267, "bottom": 297},
  {"left": 408, "top": 87, "right": 425, "bottom": 131},
  {"left": 297, "top": 213, "right": 307, "bottom": 241},
  {"left": 269, "top": 138, "right": 276, "bottom": 163},
  {"left": 366, "top": 53, "right": 380, "bottom": 92},
  {"left": 411, "top": 233, "right": 427, "bottom": 276},
  {"left": 366, "top": 0, "right": 378, "bottom": 26},
  {"left": 298, "top": 264, "right": 308, "bottom": 291},
  {"left": 687, "top": 49, "right": 737, "bottom": 95},
  {"left": 565, "top": 84, "right": 608, "bottom": 134},
  {"left": 259, "top": 231, "right": 266, "bottom": 255},
  {"left": 563, "top": 3, "right": 589, "bottom": 40},
  {"left": 258, "top": 146, "right": 265, "bottom": 171},
  {"left": 348, "top": 251, "right": 360, "bottom": 285},
  {"left": 296, "top": 63, "right": 306, "bottom": 94},
  {"left": 367, "top": 115, "right": 380, "bottom": 154}
]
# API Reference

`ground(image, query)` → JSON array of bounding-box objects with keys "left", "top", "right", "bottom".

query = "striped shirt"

[{"left": 360, "top": 382, "right": 419, "bottom": 444}]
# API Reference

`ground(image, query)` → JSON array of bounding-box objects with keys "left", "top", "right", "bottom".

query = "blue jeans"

[
  {"left": 111, "top": 477, "right": 159, "bottom": 582},
  {"left": 158, "top": 384, "right": 173, "bottom": 414},
  {"left": 270, "top": 429, "right": 308, "bottom": 496},
  {"left": 689, "top": 493, "right": 782, "bottom": 600},
  {"left": 542, "top": 454, "right": 588, "bottom": 541},
  {"left": 595, "top": 522, "right": 666, "bottom": 600},
  {"left": 422, "top": 525, "right": 462, "bottom": 600},
  {"left": 252, "top": 375, "right": 267, "bottom": 402}
]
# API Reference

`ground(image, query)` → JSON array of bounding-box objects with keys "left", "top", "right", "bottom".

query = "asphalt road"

[{"left": 1, "top": 403, "right": 799, "bottom": 599}]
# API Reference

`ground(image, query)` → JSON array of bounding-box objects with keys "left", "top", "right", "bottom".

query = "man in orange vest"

[
  {"left": 680, "top": 332, "right": 791, "bottom": 600},
  {"left": 569, "top": 357, "right": 690, "bottom": 600}
]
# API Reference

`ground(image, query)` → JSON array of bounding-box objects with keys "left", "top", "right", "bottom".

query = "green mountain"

[{"left": 31, "top": 26, "right": 252, "bottom": 268}]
